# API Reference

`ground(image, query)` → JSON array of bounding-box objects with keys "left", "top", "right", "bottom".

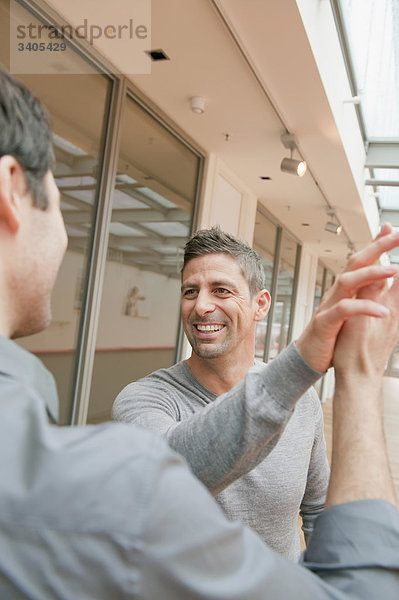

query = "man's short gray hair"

[{"left": 182, "top": 226, "right": 266, "bottom": 296}]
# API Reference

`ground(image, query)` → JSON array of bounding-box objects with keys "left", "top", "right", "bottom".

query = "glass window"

[
  {"left": 313, "top": 262, "right": 335, "bottom": 313},
  {"left": 334, "top": 0, "right": 399, "bottom": 252},
  {"left": 270, "top": 232, "right": 298, "bottom": 360},
  {"left": 373, "top": 168, "right": 399, "bottom": 211},
  {"left": 254, "top": 211, "right": 300, "bottom": 363},
  {"left": 88, "top": 93, "right": 201, "bottom": 423},
  {"left": 313, "top": 262, "right": 335, "bottom": 397},
  {"left": 338, "top": 0, "right": 399, "bottom": 139},
  {"left": 253, "top": 212, "right": 277, "bottom": 360},
  {"left": 4, "top": 3, "right": 112, "bottom": 425},
  {"left": 313, "top": 262, "right": 325, "bottom": 313}
]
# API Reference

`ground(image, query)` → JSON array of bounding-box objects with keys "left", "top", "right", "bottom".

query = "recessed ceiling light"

[{"left": 145, "top": 49, "right": 169, "bottom": 61}]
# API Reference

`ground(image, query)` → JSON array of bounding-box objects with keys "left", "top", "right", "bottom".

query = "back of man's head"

[
  {"left": 0, "top": 67, "right": 53, "bottom": 208},
  {"left": 182, "top": 225, "right": 266, "bottom": 296}
]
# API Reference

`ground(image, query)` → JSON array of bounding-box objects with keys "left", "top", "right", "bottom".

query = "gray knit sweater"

[{"left": 112, "top": 342, "right": 330, "bottom": 561}]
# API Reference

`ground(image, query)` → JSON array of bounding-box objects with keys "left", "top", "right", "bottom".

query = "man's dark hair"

[
  {"left": 0, "top": 67, "right": 53, "bottom": 208},
  {"left": 182, "top": 226, "right": 266, "bottom": 296}
]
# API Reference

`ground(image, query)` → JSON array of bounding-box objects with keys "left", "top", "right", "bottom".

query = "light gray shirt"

[
  {"left": 0, "top": 336, "right": 398, "bottom": 599},
  {"left": 113, "top": 343, "right": 330, "bottom": 560}
]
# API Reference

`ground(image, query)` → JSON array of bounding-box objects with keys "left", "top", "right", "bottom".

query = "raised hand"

[
  {"left": 296, "top": 224, "right": 399, "bottom": 373},
  {"left": 333, "top": 266, "right": 399, "bottom": 379}
]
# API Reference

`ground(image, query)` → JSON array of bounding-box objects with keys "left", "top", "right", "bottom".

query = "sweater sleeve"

[
  {"left": 113, "top": 342, "right": 323, "bottom": 494},
  {"left": 143, "top": 455, "right": 399, "bottom": 600},
  {"left": 299, "top": 388, "right": 330, "bottom": 542}
]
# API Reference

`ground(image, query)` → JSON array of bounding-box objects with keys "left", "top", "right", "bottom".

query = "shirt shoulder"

[
  {"left": 2, "top": 405, "right": 180, "bottom": 539},
  {"left": 113, "top": 361, "right": 215, "bottom": 422},
  {"left": 134, "top": 361, "right": 214, "bottom": 397}
]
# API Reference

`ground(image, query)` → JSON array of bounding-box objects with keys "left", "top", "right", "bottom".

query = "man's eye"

[
  {"left": 183, "top": 289, "right": 197, "bottom": 297},
  {"left": 215, "top": 288, "right": 229, "bottom": 295}
]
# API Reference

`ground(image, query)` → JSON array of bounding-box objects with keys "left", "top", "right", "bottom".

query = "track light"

[
  {"left": 280, "top": 157, "right": 307, "bottom": 177},
  {"left": 325, "top": 221, "right": 342, "bottom": 235},
  {"left": 280, "top": 133, "right": 307, "bottom": 177},
  {"left": 324, "top": 210, "right": 342, "bottom": 235}
]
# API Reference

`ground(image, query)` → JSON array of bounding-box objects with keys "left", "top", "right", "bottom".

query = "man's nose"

[{"left": 194, "top": 290, "right": 216, "bottom": 316}]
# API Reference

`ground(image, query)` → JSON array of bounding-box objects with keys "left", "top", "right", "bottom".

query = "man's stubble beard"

[{"left": 189, "top": 336, "right": 231, "bottom": 360}]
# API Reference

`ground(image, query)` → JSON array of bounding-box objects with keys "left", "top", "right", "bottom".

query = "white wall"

[{"left": 197, "top": 154, "right": 257, "bottom": 242}]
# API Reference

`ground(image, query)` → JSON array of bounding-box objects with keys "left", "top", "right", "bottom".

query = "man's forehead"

[{"left": 182, "top": 253, "right": 247, "bottom": 285}]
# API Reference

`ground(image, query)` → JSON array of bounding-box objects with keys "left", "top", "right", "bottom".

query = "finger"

[
  {"left": 321, "top": 298, "right": 390, "bottom": 328},
  {"left": 350, "top": 273, "right": 399, "bottom": 328},
  {"left": 321, "top": 264, "right": 399, "bottom": 308},
  {"left": 344, "top": 230, "right": 399, "bottom": 272},
  {"left": 357, "top": 280, "right": 387, "bottom": 301},
  {"left": 375, "top": 222, "right": 392, "bottom": 239},
  {"left": 358, "top": 268, "right": 399, "bottom": 304}
]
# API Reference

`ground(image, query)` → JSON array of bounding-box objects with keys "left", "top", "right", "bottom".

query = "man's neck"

[{"left": 186, "top": 352, "right": 255, "bottom": 396}]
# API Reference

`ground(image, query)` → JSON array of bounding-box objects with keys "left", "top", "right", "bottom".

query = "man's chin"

[{"left": 192, "top": 344, "right": 227, "bottom": 360}]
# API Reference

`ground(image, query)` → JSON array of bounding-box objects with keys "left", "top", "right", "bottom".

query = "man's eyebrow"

[
  {"left": 181, "top": 282, "right": 198, "bottom": 292},
  {"left": 181, "top": 279, "right": 238, "bottom": 292}
]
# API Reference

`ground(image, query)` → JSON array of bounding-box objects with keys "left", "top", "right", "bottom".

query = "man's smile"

[{"left": 195, "top": 323, "right": 225, "bottom": 333}]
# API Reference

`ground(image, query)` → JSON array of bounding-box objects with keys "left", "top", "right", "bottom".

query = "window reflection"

[
  {"left": 0, "top": 1, "right": 113, "bottom": 425},
  {"left": 13, "top": 74, "right": 112, "bottom": 425},
  {"left": 88, "top": 93, "right": 201, "bottom": 423},
  {"left": 0, "top": 0, "right": 111, "bottom": 427}
]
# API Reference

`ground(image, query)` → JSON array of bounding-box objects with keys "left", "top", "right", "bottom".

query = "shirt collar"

[{"left": 0, "top": 336, "right": 59, "bottom": 423}]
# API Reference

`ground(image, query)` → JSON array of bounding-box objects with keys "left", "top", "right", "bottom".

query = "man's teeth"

[{"left": 196, "top": 324, "right": 223, "bottom": 332}]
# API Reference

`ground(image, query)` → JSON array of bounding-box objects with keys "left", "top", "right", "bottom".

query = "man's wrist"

[
  {"left": 294, "top": 334, "right": 327, "bottom": 375},
  {"left": 334, "top": 361, "right": 385, "bottom": 386}
]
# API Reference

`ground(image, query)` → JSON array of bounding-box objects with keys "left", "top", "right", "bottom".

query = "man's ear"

[
  {"left": 0, "top": 155, "right": 26, "bottom": 234},
  {"left": 254, "top": 289, "right": 271, "bottom": 321}
]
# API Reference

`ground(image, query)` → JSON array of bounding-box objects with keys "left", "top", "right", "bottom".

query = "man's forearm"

[
  {"left": 114, "top": 343, "right": 322, "bottom": 495},
  {"left": 167, "top": 343, "right": 322, "bottom": 493},
  {"left": 326, "top": 373, "right": 396, "bottom": 508}
]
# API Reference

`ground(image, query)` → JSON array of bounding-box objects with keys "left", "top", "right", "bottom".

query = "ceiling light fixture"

[
  {"left": 280, "top": 133, "right": 307, "bottom": 177},
  {"left": 324, "top": 210, "right": 342, "bottom": 235},
  {"left": 190, "top": 96, "right": 205, "bottom": 114},
  {"left": 281, "top": 157, "right": 307, "bottom": 177},
  {"left": 325, "top": 221, "right": 343, "bottom": 234}
]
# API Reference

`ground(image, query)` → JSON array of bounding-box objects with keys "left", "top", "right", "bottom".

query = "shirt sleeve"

[
  {"left": 113, "top": 342, "right": 324, "bottom": 494},
  {"left": 300, "top": 388, "right": 330, "bottom": 543},
  {"left": 139, "top": 452, "right": 399, "bottom": 600}
]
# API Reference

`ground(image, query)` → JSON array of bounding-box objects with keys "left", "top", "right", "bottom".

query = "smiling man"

[{"left": 113, "top": 227, "right": 330, "bottom": 560}]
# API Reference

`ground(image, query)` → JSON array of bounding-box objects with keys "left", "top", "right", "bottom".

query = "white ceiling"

[
  {"left": 46, "top": 0, "right": 374, "bottom": 272},
  {"left": 127, "top": 0, "right": 372, "bottom": 272}
]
